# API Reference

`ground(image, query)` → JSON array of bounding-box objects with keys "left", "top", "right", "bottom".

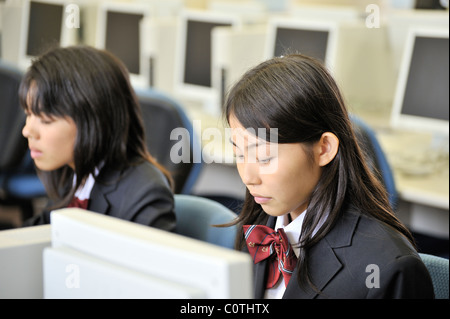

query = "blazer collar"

[
  {"left": 253, "top": 209, "right": 360, "bottom": 299},
  {"left": 87, "top": 167, "right": 122, "bottom": 215}
]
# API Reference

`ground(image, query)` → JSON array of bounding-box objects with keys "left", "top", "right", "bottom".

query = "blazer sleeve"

[{"left": 366, "top": 254, "right": 435, "bottom": 299}]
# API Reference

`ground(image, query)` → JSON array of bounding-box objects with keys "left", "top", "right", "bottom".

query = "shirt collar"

[
  {"left": 73, "top": 166, "right": 101, "bottom": 200},
  {"left": 273, "top": 209, "right": 328, "bottom": 258},
  {"left": 274, "top": 211, "right": 306, "bottom": 258}
]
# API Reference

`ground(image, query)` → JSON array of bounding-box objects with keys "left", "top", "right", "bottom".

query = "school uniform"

[
  {"left": 247, "top": 205, "right": 435, "bottom": 299},
  {"left": 22, "top": 161, "right": 176, "bottom": 232}
]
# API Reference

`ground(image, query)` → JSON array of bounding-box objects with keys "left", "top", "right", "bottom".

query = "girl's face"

[
  {"left": 22, "top": 108, "right": 77, "bottom": 171},
  {"left": 230, "top": 115, "right": 323, "bottom": 220}
]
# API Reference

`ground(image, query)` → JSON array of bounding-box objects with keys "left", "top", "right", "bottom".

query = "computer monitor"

[
  {"left": 386, "top": 9, "right": 449, "bottom": 71},
  {"left": 96, "top": 1, "right": 152, "bottom": 88},
  {"left": 0, "top": 225, "right": 51, "bottom": 298},
  {"left": 264, "top": 17, "right": 339, "bottom": 72},
  {"left": 3, "top": 0, "right": 77, "bottom": 69},
  {"left": 43, "top": 208, "right": 253, "bottom": 298},
  {"left": 415, "top": 0, "right": 448, "bottom": 10},
  {"left": 175, "top": 10, "right": 241, "bottom": 113},
  {"left": 390, "top": 27, "right": 449, "bottom": 136}
]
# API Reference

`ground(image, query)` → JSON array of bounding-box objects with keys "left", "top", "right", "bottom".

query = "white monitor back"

[
  {"left": 290, "top": 3, "right": 361, "bottom": 23},
  {"left": 44, "top": 208, "right": 253, "bottom": 298},
  {"left": 212, "top": 25, "right": 267, "bottom": 113},
  {"left": 207, "top": 0, "right": 268, "bottom": 24},
  {"left": 0, "top": 225, "right": 51, "bottom": 298}
]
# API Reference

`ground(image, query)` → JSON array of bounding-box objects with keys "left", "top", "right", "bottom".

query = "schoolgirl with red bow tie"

[{"left": 224, "top": 54, "right": 434, "bottom": 299}]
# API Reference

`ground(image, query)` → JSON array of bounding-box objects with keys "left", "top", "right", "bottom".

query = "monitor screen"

[
  {"left": 391, "top": 28, "right": 449, "bottom": 134},
  {"left": 26, "top": 1, "right": 64, "bottom": 56},
  {"left": 415, "top": 0, "right": 447, "bottom": 10},
  {"left": 265, "top": 18, "right": 338, "bottom": 70},
  {"left": 401, "top": 36, "right": 449, "bottom": 121},
  {"left": 105, "top": 11, "right": 143, "bottom": 75},
  {"left": 273, "top": 27, "right": 329, "bottom": 62},
  {"left": 176, "top": 11, "right": 240, "bottom": 91},
  {"left": 184, "top": 20, "right": 232, "bottom": 88}
]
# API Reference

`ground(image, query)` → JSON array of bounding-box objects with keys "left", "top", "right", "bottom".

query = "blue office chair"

[
  {"left": 0, "top": 59, "right": 47, "bottom": 222},
  {"left": 135, "top": 88, "right": 203, "bottom": 194},
  {"left": 419, "top": 253, "right": 449, "bottom": 299},
  {"left": 350, "top": 115, "right": 398, "bottom": 209},
  {"left": 0, "top": 59, "right": 27, "bottom": 171},
  {"left": 174, "top": 194, "right": 238, "bottom": 249}
]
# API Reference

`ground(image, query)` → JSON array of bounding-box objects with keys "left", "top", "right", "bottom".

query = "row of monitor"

[{"left": 1, "top": 0, "right": 449, "bottom": 136}]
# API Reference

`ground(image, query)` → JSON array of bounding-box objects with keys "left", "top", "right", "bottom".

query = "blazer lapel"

[
  {"left": 283, "top": 238, "right": 342, "bottom": 299},
  {"left": 87, "top": 167, "right": 121, "bottom": 215},
  {"left": 283, "top": 208, "right": 360, "bottom": 299},
  {"left": 88, "top": 185, "right": 110, "bottom": 214}
]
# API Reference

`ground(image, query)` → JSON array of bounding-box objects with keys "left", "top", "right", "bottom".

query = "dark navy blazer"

[
  {"left": 23, "top": 161, "right": 176, "bottom": 232},
  {"left": 249, "top": 207, "right": 434, "bottom": 299}
]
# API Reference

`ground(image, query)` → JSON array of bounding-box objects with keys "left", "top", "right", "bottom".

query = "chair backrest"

[
  {"left": 0, "top": 59, "right": 28, "bottom": 171},
  {"left": 174, "top": 194, "right": 238, "bottom": 249},
  {"left": 350, "top": 115, "right": 398, "bottom": 209},
  {"left": 136, "top": 88, "right": 202, "bottom": 194},
  {"left": 419, "top": 253, "right": 449, "bottom": 299}
]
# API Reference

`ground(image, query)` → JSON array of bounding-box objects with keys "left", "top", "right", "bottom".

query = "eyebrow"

[{"left": 229, "top": 138, "right": 259, "bottom": 150}]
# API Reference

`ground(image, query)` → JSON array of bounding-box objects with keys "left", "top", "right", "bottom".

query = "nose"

[
  {"left": 22, "top": 114, "right": 37, "bottom": 140},
  {"left": 237, "top": 161, "right": 261, "bottom": 186}
]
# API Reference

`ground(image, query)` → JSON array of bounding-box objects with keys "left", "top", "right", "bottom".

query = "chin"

[
  {"left": 34, "top": 162, "right": 64, "bottom": 172},
  {"left": 260, "top": 206, "right": 287, "bottom": 218}
]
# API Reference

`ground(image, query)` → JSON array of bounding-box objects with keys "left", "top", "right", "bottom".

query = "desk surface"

[{"left": 377, "top": 129, "right": 449, "bottom": 210}]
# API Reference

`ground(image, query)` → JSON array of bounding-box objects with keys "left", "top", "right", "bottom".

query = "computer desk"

[{"left": 377, "top": 128, "right": 449, "bottom": 239}]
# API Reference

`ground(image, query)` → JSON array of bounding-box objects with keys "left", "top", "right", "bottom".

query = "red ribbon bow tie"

[
  {"left": 243, "top": 224, "right": 298, "bottom": 288},
  {"left": 68, "top": 197, "right": 89, "bottom": 210}
]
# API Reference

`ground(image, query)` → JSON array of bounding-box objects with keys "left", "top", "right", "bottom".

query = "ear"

[{"left": 316, "top": 132, "right": 339, "bottom": 167}]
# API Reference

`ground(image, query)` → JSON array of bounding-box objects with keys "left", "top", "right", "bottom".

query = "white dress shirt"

[{"left": 72, "top": 167, "right": 100, "bottom": 201}]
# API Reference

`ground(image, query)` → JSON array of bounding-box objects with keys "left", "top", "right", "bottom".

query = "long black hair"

[
  {"left": 224, "top": 54, "right": 414, "bottom": 291},
  {"left": 19, "top": 45, "right": 172, "bottom": 207}
]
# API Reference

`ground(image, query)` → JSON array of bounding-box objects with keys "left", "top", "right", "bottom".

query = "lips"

[
  {"left": 29, "top": 147, "right": 43, "bottom": 159},
  {"left": 251, "top": 193, "right": 272, "bottom": 205}
]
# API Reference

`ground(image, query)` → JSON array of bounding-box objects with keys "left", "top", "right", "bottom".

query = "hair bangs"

[
  {"left": 225, "top": 73, "right": 287, "bottom": 144},
  {"left": 19, "top": 68, "right": 68, "bottom": 119}
]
